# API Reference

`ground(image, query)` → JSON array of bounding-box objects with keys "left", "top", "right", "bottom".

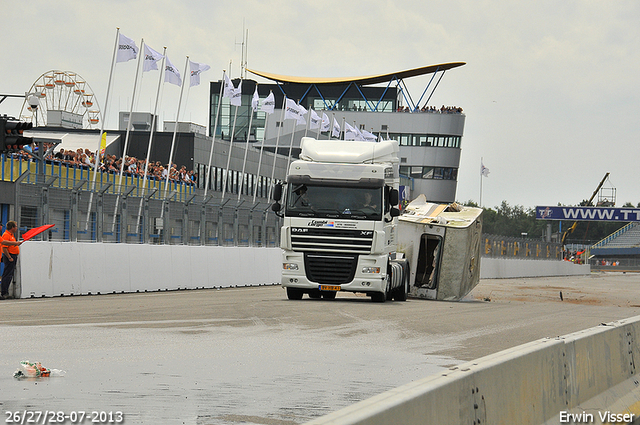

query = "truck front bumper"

[{"left": 281, "top": 251, "right": 388, "bottom": 294}]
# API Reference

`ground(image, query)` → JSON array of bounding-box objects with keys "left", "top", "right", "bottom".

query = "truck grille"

[
  {"left": 291, "top": 227, "right": 374, "bottom": 254},
  {"left": 304, "top": 253, "right": 358, "bottom": 284}
]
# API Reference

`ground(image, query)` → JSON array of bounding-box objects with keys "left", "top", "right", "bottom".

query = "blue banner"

[{"left": 536, "top": 206, "right": 640, "bottom": 222}]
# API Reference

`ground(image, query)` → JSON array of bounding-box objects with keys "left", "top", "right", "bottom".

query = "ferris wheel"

[{"left": 20, "top": 70, "right": 102, "bottom": 129}]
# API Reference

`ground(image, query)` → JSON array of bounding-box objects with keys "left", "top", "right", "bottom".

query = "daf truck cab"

[{"left": 272, "top": 137, "right": 409, "bottom": 302}]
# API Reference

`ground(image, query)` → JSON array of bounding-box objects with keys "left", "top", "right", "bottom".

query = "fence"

[
  {"left": 14, "top": 170, "right": 280, "bottom": 247},
  {"left": 590, "top": 257, "right": 640, "bottom": 270},
  {"left": 482, "top": 234, "right": 562, "bottom": 261}
]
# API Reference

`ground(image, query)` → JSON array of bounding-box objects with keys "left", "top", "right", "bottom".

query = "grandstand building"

[{"left": 208, "top": 62, "right": 467, "bottom": 204}]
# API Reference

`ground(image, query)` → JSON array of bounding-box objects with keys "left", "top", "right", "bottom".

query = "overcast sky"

[{"left": 2, "top": 1, "right": 639, "bottom": 209}]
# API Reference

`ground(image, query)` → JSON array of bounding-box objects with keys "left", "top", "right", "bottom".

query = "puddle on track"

[{"left": 0, "top": 321, "right": 457, "bottom": 424}]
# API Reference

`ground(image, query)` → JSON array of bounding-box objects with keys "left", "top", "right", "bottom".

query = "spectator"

[{"left": 1, "top": 221, "right": 22, "bottom": 300}]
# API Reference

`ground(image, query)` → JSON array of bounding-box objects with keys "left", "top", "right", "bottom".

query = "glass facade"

[
  {"left": 210, "top": 91, "right": 266, "bottom": 142},
  {"left": 399, "top": 166, "right": 458, "bottom": 181},
  {"left": 388, "top": 133, "right": 461, "bottom": 148}
]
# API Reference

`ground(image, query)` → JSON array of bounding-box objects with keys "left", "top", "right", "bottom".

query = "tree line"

[{"left": 463, "top": 200, "right": 640, "bottom": 245}]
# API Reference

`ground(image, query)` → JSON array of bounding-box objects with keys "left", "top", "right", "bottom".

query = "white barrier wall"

[
  {"left": 306, "top": 316, "right": 640, "bottom": 425},
  {"left": 480, "top": 257, "right": 591, "bottom": 279},
  {"left": 16, "top": 242, "right": 282, "bottom": 298}
]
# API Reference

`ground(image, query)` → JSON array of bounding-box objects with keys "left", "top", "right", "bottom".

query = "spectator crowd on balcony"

[
  {"left": 4, "top": 143, "right": 197, "bottom": 185},
  {"left": 397, "top": 105, "right": 463, "bottom": 113}
]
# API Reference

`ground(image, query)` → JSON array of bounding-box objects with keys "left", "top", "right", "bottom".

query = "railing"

[
  {"left": 2, "top": 155, "right": 194, "bottom": 202},
  {"left": 13, "top": 169, "right": 279, "bottom": 248},
  {"left": 481, "top": 234, "right": 562, "bottom": 261},
  {"left": 591, "top": 222, "right": 637, "bottom": 249}
]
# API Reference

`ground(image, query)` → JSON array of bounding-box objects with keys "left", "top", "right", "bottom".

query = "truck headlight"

[
  {"left": 362, "top": 267, "right": 380, "bottom": 274},
  {"left": 283, "top": 263, "right": 299, "bottom": 270}
]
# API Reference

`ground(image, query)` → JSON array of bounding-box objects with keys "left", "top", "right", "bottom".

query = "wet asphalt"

[{"left": 2, "top": 273, "right": 639, "bottom": 424}]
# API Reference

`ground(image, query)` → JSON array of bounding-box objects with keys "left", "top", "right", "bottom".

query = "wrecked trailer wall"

[
  {"left": 397, "top": 197, "right": 483, "bottom": 301},
  {"left": 435, "top": 216, "right": 482, "bottom": 300}
]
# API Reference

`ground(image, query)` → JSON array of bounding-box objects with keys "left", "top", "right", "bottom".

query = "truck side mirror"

[
  {"left": 389, "top": 188, "right": 399, "bottom": 206},
  {"left": 273, "top": 183, "right": 283, "bottom": 202},
  {"left": 390, "top": 207, "right": 400, "bottom": 217},
  {"left": 271, "top": 202, "right": 281, "bottom": 212}
]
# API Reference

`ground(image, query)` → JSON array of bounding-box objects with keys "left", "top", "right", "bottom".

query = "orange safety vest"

[{"left": 2, "top": 231, "right": 19, "bottom": 255}]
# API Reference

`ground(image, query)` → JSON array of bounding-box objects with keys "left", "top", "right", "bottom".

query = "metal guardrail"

[
  {"left": 14, "top": 169, "right": 280, "bottom": 247},
  {"left": 481, "top": 234, "right": 562, "bottom": 261}
]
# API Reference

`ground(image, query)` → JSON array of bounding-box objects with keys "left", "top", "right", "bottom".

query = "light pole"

[{"left": 26, "top": 93, "right": 40, "bottom": 126}]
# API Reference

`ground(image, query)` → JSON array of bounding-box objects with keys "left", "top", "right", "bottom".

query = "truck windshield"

[{"left": 285, "top": 183, "right": 383, "bottom": 220}]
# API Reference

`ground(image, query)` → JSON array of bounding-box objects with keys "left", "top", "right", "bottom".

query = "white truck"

[{"left": 272, "top": 137, "right": 483, "bottom": 302}]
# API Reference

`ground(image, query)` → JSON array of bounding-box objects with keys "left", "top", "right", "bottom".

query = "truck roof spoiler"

[{"left": 299, "top": 137, "right": 399, "bottom": 164}]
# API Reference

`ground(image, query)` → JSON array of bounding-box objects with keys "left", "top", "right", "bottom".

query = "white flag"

[
  {"left": 362, "top": 129, "right": 377, "bottom": 142},
  {"left": 321, "top": 113, "right": 330, "bottom": 132},
  {"left": 251, "top": 86, "right": 259, "bottom": 112},
  {"left": 285, "top": 98, "right": 304, "bottom": 124},
  {"left": 116, "top": 33, "right": 138, "bottom": 63},
  {"left": 143, "top": 45, "right": 164, "bottom": 72},
  {"left": 481, "top": 161, "right": 490, "bottom": 177},
  {"left": 309, "top": 109, "right": 321, "bottom": 130},
  {"left": 261, "top": 92, "right": 275, "bottom": 114},
  {"left": 354, "top": 126, "right": 365, "bottom": 141},
  {"left": 230, "top": 80, "right": 242, "bottom": 106},
  {"left": 332, "top": 117, "right": 341, "bottom": 138},
  {"left": 344, "top": 122, "right": 358, "bottom": 140},
  {"left": 189, "top": 60, "right": 210, "bottom": 87},
  {"left": 297, "top": 103, "right": 308, "bottom": 126},
  {"left": 223, "top": 73, "right": 235, "bottom": 99},
  {"left": 164, "top": 56, "right": 181, "bottom": 86}
]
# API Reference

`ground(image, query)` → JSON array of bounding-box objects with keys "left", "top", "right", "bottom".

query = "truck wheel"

[
  {"left": 371, "top": 292, "right": 386, "bottom": 303},
  {"left": 286, "top": 287, "right": 304, "bottom": 300},
  {"left": 393, "top": 276, "right": 407, "bottom": 301},
  {"left": 392, "top": 260, "right": 409, "bottom": 301},
  {"left": 322, "top": 291, "right": 337, "bottom": 300}
]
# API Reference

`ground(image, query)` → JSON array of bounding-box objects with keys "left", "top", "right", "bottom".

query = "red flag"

[{"left": 21, "top": 224, "right": 55, "bottom": 241}]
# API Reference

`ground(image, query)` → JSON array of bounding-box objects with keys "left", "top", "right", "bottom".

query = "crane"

[{"left": 561, "top": 172, "right": 610, "bottom": 245}]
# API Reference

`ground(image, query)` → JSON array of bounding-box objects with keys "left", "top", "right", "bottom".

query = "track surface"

[{"left": 1, "top": 272, "right": 638, "bottom": 424}]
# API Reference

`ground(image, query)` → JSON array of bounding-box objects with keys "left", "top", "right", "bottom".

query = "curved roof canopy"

[{"left": 247, "top": 62, "right": 465, "bottom": 86}]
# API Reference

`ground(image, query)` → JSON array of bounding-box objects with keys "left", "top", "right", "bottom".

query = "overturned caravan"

[{"left": 398, "top": 195, "right": 483, "bottom": 301}]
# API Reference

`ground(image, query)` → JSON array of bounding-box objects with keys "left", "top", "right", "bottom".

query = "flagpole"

[
  {"left": 85, "top": 27, "right": 119, "bottom": 231},
  {"left": 480, "top": 157, "right": 484, "bottom": 207},
  {"left": 203, "top": 70, "right": 226, "bottom": 200},
  {"left": 304, "top": 105, "right": 310, "bottom": 138},
  {"left": 238, "top": 85, "right": 256, "bottom": 202},
  {"left": 221, "top": 90, "right": 240, "bottom": 199},
  {"left": 253, "top": 91, "right": 275, "bottom": 204},
  {"left": 135, "top": 47, "right": 166, "bottom": 234},
  {"left": 111, "top": 38, "right": 144, "bottom": 233},
  {"left": 285, "top": 102, "right": 300, "bottom": 173},
  {"left": 267, "top": 96, "right": 287, "bottom": 201},
  {"left": 252, "top": 108, "right": 269, "bottom": 204},
  {"left": 163, "top": 56, "right": 189, "bottom": 203},
  {"left": 331, "top": 113, "right": 336, "bottom": 140}
]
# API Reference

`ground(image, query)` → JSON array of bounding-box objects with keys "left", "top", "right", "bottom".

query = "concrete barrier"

[
  {"left": 306, "top": 316, "right": 640, "bottom": 425},
  {"left": 15, "top": 242, "right": 282, "bottom": 298},
  {"left": 480, "top": 257, "right": 590, "bottom": 279}
]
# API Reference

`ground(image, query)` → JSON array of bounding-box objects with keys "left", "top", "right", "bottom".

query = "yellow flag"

[{"left": 100, "top": 132, "right": 107, "bottom": 154}]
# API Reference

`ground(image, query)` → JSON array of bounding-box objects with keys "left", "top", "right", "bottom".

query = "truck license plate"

[{"left": 319, "top": 285, "right": 341, "bottom": 291}]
